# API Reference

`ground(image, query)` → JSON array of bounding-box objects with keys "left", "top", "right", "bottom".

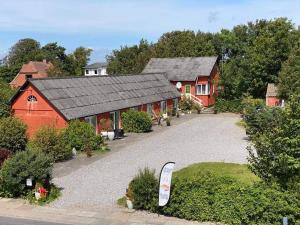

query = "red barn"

[
  {"left": 10, "top": 60, "right": 52, "bottom": 89},
  {"left": 142, "top": 57, "right": 220, "bottom": 107},
  {"left": 266, "top": 83, "right": 281, "bottom": 107},
  {"left": 10, "top": 73, "right": 180, "bottom": 137}
]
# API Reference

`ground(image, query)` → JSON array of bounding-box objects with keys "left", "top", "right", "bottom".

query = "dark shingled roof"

[
  {"left": 142, "top": 57, "right": 218, "bottom": 81},
  {"left": 84, "top": 62, "right": 107, "bottom": 69},
  {"left": 19, "top": 73, "right": 180, "bottom": 120},
  {"left": 266, "top": 83, "right": 278, "bottom": 97}
]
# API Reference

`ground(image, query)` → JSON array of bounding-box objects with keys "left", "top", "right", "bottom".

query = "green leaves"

[{"left": 246, "top": 96, "right": 300, "bottom": 188}]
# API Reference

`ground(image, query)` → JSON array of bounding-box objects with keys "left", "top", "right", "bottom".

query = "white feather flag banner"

[{"left": 158, "top": 162, "right": 175, "bottom": 207}]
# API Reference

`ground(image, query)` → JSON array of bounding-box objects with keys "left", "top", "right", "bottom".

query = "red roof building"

[
  {"left": 10, "top": 60, "right": 52, "bottom": 88},
  {"left": 142, "top": 57, "right": 220, "bottom": 107},
  {"left": 266, "top": 83, "right": 281, "bottom": 107}
]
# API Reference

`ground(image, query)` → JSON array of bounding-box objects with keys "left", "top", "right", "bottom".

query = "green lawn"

[{"left": 173, "top": 162, "right": 260, "bottom": 185}]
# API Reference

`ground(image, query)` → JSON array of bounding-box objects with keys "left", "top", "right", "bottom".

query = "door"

[
  {"left": 85, "top": 115, "right": 97, "bottom": 133},
  {"left": 109, "top": 111, "right": 120, "bottom": 130},
  {"left": 185, "top": 85, "right": 191, "bottom": 98}
]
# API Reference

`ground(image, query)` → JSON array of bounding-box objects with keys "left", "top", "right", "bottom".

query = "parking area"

[{"left": 52, "top": 113, "right": 248, "bottom": 209}]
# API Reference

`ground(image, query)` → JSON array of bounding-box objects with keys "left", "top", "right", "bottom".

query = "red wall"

[
  {"left": 171, "top": 64, "right": 219, "bottom": 107},
  {"left": 12, "top": 84, "right": 179, "bottom": 137},
  {"left": 11, "top": 84, "right": 68, "bottom": 137},
  {"left": 266, "top": 97, "right": 280, "bottom": 107}
]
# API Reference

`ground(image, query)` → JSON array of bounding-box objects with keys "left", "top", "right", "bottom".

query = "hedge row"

[{"left": 127, "top": 166, "right": 300, "bottom": 225}]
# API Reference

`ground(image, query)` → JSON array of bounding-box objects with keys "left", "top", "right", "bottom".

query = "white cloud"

[{"left": 0, "top": 0, "right": 299, "bottom": 34}]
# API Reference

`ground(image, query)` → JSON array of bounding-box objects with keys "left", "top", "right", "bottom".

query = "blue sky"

[{"left": 1, "top": 0, "right": 300, "bottom": 62}]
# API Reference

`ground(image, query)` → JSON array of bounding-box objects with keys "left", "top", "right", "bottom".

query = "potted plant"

[
  {"left": 35, "top": 182, "right": 48, "bottom": 200},
  {"left": 193, "top": 103, "right": 203, "bottom": 114},
  {"left": 99, "top": 118, "right": 108, "bottom": 138},
  {"left": 107, "top": 119, "right": 115, "bottom": 141},
  {"left": 166, "top": 117, "right": 171, "bottom": 126},
  {"left": 126, "top": 188, "right": 133, "bottom": 209}
]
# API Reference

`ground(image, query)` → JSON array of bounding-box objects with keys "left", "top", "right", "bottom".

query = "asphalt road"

[{"left": 0, "top": 217, "right": 68, "bottom": 225}]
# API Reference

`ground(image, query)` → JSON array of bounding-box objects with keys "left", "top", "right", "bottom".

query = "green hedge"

[
  {"left": 29, "top": 126, "right": 72, "bottom": 162},
  {"left": 121, "top": 110, "right": 152, "bottom": 133},
  {"left": 63, "top": 120, "right": 104, "bottom": 152},
  {"left": 0, "top": 117, "right": 28, "bottom": 153},
  {"left": 126, "top": 163, "right": 300, "bottom": 225},
  {"left": 214, "top": 99, "right": 243, "bottom": 113},
  {"left": 128, "top": 168, "right": 158, "bottom": 212},
  {"left": 0, "top": 150, "right": 52, "bottom": 197}
]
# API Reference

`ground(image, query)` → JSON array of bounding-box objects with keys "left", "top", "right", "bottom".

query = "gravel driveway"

[{"left": 52, "top": 113, "right": 248, "bottom": 209}]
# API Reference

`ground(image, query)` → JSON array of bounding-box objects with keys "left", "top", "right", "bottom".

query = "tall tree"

[
  {"left": 278, "top": 47, "right": 300, "bottom": 99},
  {"left": 107, "top": 39, "right": 154, "bottom": 75},
  {"left": 68, "top": 47, "right": 92, "bottom": 76}
]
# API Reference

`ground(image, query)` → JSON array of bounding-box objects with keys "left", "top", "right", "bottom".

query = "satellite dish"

[{"left": 176, "top": 82, "right": 182, "bottom": 89}]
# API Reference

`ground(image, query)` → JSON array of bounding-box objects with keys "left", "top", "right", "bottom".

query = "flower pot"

[
  {"left": 35, "top": 192, "right": 41, "bottom": 200},
  {"left": 126, "top": 199, "right": 133, "bottom": 209},
  {"left": 107, "top": 131, "right": 115, "bottom": 141},
  {"left": 101, "top": 131, "right": 108, "bottom": 137}
]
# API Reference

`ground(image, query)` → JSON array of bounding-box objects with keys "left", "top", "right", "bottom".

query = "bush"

[
  {"left": 0, "top": 117, "right": 27, "bottom": 153},
  {"left": 179, "top": 96, "right": 194, "bottom": 111},
  {"left": 0, "top": 148, "right": 12, "bottom": 168},
  {"left": 126, "top": 163, "right": 300, "bottom": 225},
  {"left": 121, "top": 110, "right": 152, "bottom": 133},
  {"left": 63, "top": 120, "right": 104, "bottom": 152},
  {"left": 247, "top": 95, "right": 300, "bottom": 188},
  {"left": 214, "top": 98, "right": 243, "bottom": 113},
  {"left": 0, "top": 150, "right": 53, "bottom": 197},
  {"left": 128, "top": 168, "right": 159, "bottom": 211},
  {"left": 29, "top": 126, "right": 72, "bottom": 162}
]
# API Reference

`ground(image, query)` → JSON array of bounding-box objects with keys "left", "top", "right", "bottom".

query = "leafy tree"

[
  {"left": 247, "top": 95, "right": 300, "bottom": 188},
  {"left": 0, "top": 80, "right": 16, "bottom": 117},
  {"left": 0, "top": 116, "right": 27, "bottom": 153},
  {"left": 107, "top": 39, "right": 154, "bottom": 74},
  {"left": 278, "top": 47, "right": 300, "bottom": 99},
  {"left": 68, "top": 47, "right": 92, "bottom": 75}
]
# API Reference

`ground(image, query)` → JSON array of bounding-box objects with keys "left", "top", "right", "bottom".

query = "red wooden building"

[
  {"left": 10, "top": 74, "right": 180, "bottom": 137},
  {"left": 266, "top": 83, "right": 281, "bottom": 107},
  {"left": 10, "top": 60, "right": 52, "bottom": 88},
  {"left": 143, "top": 57, "right": 220, "bottom": 107}
]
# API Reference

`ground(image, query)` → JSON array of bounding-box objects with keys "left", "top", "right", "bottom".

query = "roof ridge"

[{"left": 29, "top": 73, "right": 167, "bottom": 81}]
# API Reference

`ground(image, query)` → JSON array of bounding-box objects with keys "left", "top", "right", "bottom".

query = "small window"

[
  {"left": 94, "top": 70, "right": 98, "bottom": 74},
  {"left": 27, "top": 95, "right": 37, "bottom": 102},
  {"left": 25, "top": 74, "right": 32, "bottom": 79},
  {"left": 85, "top": 70, "right": 89, "bottom": 75}
]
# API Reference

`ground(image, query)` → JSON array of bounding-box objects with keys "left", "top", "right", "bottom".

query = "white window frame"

[
  {"left": 85, "top": 70, "right": 89, "bottom": 75},
  {"left": 196, "top": 83, "right": 210, "bottom": 95}
]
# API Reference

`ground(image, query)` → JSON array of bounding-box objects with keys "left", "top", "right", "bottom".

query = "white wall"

[{"left": 85, "top": 67, "right": 107, "bottom": 76}]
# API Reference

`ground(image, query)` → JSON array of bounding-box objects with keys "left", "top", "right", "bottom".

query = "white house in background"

[{"left": 84, "top": 62, "right": 108, "bottom": 76}]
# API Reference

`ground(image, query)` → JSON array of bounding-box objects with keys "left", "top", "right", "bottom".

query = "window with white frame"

[
  {"left": 196, "top": 83, "right": 210, "bottom": 95},
  {"left": 85, "top": 70, "right": 89, "bottom": 75}
]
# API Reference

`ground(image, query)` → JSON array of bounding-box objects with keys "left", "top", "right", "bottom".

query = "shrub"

[
  {"left": 121, "top": 110, "right": 152, "bottom": 133},
  {"left": 126, "top": 163, "right": 300, "bottom": 225},
  {"left": 0, "top": 150, "right": 53, "bottom": 197},
  {"left": 247, "top": 95, "right": 300, "bottom": 188},
  {"left": 0, "top": 116, "right": 27, "bottom": 153},
  {"left": 0, "top": 148, "right": 12, "bottom": 168},
  {"left": 29, "top": 126, "right": 72, "bottom": 162},
  {"left": 214, "top": 98, "right": 243, "bottom": 113},
  {"left": 128, "top": 167, "right": 159, "bottom": 211},
  {"left": 63, "top": 120, "right": 104, "bottom": 152},
  {"left": 179, "top": 96, "right": 194, "bottom": 111}
]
